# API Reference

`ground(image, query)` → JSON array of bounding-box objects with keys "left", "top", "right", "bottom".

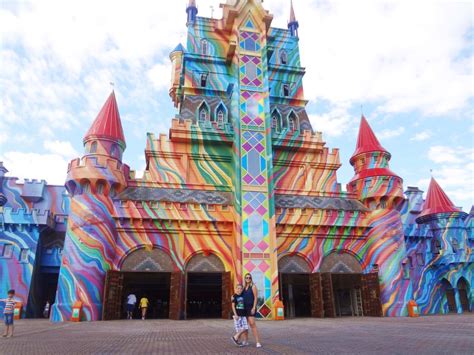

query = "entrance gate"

[
  {"left": 278, "top": 255, "right": 312, "bottom": 318},
  {"left": 185, "top": 253, "right": 231, "bottom": 319},
  {"left": 457, "top": 278, "right": 471, "bottom": 313},
  {"left": 319, "top": 252, "right": 382, "bottom": 317},
  {"left": 102, "top": 247, "right": 176, "bottom": 320}
]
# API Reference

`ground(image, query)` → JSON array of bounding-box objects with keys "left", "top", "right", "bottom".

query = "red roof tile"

[
  {"left": 350, "top": 115, "right": 388, "bottom": 163},
  {"left": 418, "top": 178, "right": 460, "bottom": 217},
  {"left": 84, "top": 91, "right": 125, "bottom": 147}
]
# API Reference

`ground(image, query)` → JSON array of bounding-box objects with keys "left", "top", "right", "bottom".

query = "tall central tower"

[
  {"left": 231, "top": 1, "right": 277, "bottom": 317},
  {"left": 170, "top": 0, "right": 310, "bottom": 317}
]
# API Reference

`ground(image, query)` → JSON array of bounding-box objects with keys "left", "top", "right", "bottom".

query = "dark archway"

[
  {"left": 103, "top": 247, "right": 176, "bottom": 320},
  {"left": 441, "top": 279, "right": 457, "bottom": 313},
  {"left": 185, "top": 253, "right": 230, "bottom": 319},
  {"left": 457, "top": 277, "right": 471, "bottom": 312},
  {"left": 319, "top": 252, "right": 381, "bottom": 317},
  {"left": 278, "top": 255, "right": 312, "bottom": 318}
]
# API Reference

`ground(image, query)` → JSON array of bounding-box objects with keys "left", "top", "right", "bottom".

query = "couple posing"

[{"left": 231, "top": 273, "right": 262, "bottom": 348}]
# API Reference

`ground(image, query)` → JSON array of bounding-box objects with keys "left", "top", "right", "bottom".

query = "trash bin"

[
  {"left": 407, "top": 300, "right": 419, "bottom": 317},
  {"left": 274, "top": 300, "right": 284, "bottom": 320},
  {"left": 71, "top": 301, "right": 83, "bottom": 322},
  {"left": 14, "top": 302, "right": 23, "bottom": 320}
]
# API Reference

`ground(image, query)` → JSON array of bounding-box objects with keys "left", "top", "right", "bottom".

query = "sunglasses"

[{"left": 245, "top": 276, "right": 252, "bottom": 279}]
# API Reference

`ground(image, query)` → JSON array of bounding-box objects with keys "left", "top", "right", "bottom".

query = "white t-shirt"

[{"left": 127, "top": 294, "right": 137, "bottom": 305}]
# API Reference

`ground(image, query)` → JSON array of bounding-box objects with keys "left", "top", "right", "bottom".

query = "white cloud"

[
  {"left": 427, "top": 145, "right": 468, "bottom": 164},
  {"left": 308, "top": 104, "right": 354, "bottom": 137},
  {"left": 0, "top": 151, "right": 69, "bottom": 185},
  {"left": 410, "top": 130, "right": 431, "bottom": 141},
  {"left": 292, "top": 0, "right": 473, "bottom": 117},
  {"left": 420, "top": 145, "right": 474, "bottom": 211},
  {"left": 378, "top": 126, "right": 405, "bottom": 139},
  {"left": 44, "top": 140, "right": 79, "bottom": 159},
  {"left": 147, "top": 63, "right": 172, "bottom": 91}
]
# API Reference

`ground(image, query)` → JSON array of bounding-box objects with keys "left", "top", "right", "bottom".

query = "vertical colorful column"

[{"left": 238, "top": 17, "right": 279, "bottom": 318}]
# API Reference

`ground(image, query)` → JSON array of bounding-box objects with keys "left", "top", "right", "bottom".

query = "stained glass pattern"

[
  {"left": 239, "top": 31, "right": 260, "bottom": 52},
  {"left": 239, "top": 55, "right": 262, "bottom": 88}
]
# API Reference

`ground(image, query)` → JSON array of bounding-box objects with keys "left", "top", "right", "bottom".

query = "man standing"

[{"left": 126, "top": 293, "right": 137, "bottom": 319}]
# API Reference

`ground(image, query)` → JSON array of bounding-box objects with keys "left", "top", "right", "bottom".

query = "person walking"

[
  {"left": 126, "top": 293, "right": 137, "bottom": 319},
  {"left": 241, "top": 273, "right": 262, "bottom": 348},
  {"left": 139, "top": 295, "right": 149, "bottom": 320}
]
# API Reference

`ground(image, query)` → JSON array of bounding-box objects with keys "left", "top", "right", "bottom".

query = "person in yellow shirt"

[{"left": 139, "top": 295, "right": 149, "bottom": 320}]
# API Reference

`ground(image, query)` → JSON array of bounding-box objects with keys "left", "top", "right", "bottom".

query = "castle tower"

[
  {"left": 288, "top": 0, "right": 299, "bottom": 37},
  {"left": 348, "top": 115, "right": 404, "bottom": 209},
  {"left": 52, "top": 91, "right": 129, "bottom": 321},
  {"left": 416, "top": 178, "right": 468, "bottom": 263},
  {"left": 0, "top": 162, "right": 8, "bottom": 208}
]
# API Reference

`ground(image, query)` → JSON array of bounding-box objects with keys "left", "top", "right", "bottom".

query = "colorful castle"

[{"left": 0, "top": 0, "right": 472, "bottom": 321}]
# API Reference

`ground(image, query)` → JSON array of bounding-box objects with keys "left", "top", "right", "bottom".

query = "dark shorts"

[
  {"left": 127, "top": 304, "right": 135, "bottom": 312},
  {"left": 4, "top": 313, "right": 13, "bottom": 326},
  {"left": 244, "top": 305, "right": 255, "bottom": 317}
]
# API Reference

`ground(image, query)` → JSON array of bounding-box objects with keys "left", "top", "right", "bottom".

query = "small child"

[
  {"left": 231, "top": 284, "right": 248, "bottom": 346},
  {"left": 1, "top": 289, "right": 17, "bottom": 338}
]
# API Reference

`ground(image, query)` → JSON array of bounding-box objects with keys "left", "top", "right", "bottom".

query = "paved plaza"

[{"left": 0, "top": 315, "right": 473, "bottom": 354}]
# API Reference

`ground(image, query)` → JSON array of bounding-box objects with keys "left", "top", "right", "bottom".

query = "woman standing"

[{"left": 241, "top": 273, "right": 262, "bottom": 348}]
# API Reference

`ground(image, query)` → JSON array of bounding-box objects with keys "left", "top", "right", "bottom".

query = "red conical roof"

[
  {"left": 418, "top": 178, "right": 460, "bottom": 217},
  {"left": 84, "top": 91, "right": 126, "bottom": 147},
  {"left": 350, "top": 115, "right": 388, "bottom": 163}
]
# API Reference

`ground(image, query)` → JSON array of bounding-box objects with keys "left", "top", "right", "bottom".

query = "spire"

[
  {"left": 418, "top": 178, "right": 460, "bottom": 218},
  {"left": 186, "top": 0, "right": 198, "bottom": 26},
  {"left": 350, "top": 115, "right": 388, "bottom": 164},
  {"left": 289, "top": 0, "right": 296, "bottom": 23},
  {"left": 84, "top": 91, "right": 126, "bottom": 148},
  {"left": 288, "top": 0, "right": 299, "bottom": 37}
]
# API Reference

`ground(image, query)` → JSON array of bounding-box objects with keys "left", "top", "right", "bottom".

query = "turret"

[
  {"left": 0, "top": 162, "right": 8, "bottom": 207},
  {"left": 416, "top": 178, "right": 468, "bottom": 264},
  {"left": 169, "top": 44, "right": 186, "bottom": 108},
  {"left": 52, "top": 92, "right": 129, "bottom": 321},
  {"left": 347, "top": 115, "right": 404, "bottom": 209},
  {"left": 288, "top": 0, "right": 299, "bottom": 37},
  {"left": 186, "top": 0, "right": 198, "bottom": 26}
]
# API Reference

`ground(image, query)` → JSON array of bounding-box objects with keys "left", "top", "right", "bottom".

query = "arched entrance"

[
  {"left": 102, "top": 247, "right": 176, "bottom": 320},
  {"left": 185, "top": 253, "right": 230, "bottom": 319},
  {"left": 278, "top": 255, "right": 312, "bottom": 318},
  {"left": 441, "top": 279, "right": 457, "bottom": 313},
  {"left": 457, "top": 278, "right": 471, "bottom": 312},
  {"left": 319, "top": 252, "right": 382, "bottom": 317}
]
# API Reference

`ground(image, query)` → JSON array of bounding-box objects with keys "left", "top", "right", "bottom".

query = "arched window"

[
  {"left": 282, "top": 84, "right": 290, "bottom": 97},
  {"left": 197, "top": 101, "right": 210, "bottom": 125},
  {"left": 279, "top": 49, "right": 288, "bottom": 65},
  {"left": 82, "top": 181, "right": 90, "bottom": 194},
  {"left": 214, "top": 102, "right": 227, "bottom": 128},
  {"left": 201, "top": 39, "right": 208, "bottom": 55},
  {"left": 90, "top": 141, "right": 97, "bottom": 154},
  {"left": 110, "top": 143, "right": 118, "bottom": 159},
  {"left": 288, "top": 111, "right": 298, "bottom": 132},
  {"left": 451, "top": 238, "right": 459, "bottom": 253},
  {"left": 432, "top": 238, "right": 441, "bottom": 254},
  {"left": 281, "top": 114, "right": 288, "bottom": 131},
  {"left": 271, "top": 109, "right": 281, "bottom": 133},
  {"left": 96, "top": 181, "right": 105, "bottom": 195},
  {"left": 200, "top": 72, "right": 208, "bottom": 87},
  {"left": 217, "top": 109, "right": 224, "bottom": 124}
]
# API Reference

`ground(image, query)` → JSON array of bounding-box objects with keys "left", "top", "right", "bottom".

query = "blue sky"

[{"left": 0, "top": 0, "right": 472, "bottom": 211}]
